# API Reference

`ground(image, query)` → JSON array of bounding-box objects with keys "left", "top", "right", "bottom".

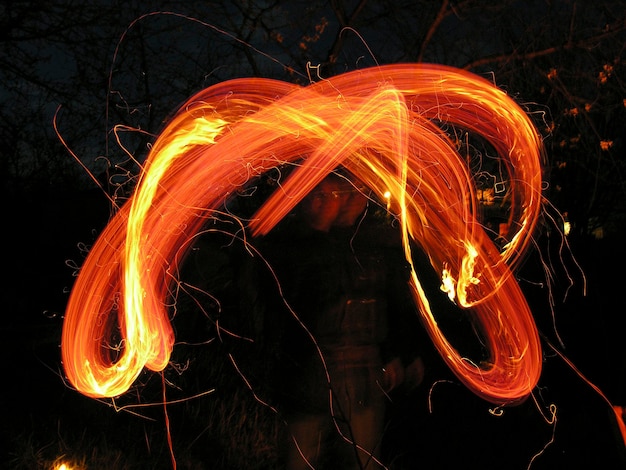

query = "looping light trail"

[{"left": 62, "top": 63, "right": 544, "bottom": 404}]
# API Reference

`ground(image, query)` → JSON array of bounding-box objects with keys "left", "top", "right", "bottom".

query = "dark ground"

[{"left": 3, "top": 189, "right": 625, "bottom": 469}]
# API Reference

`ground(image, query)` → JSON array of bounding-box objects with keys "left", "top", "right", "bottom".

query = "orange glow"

[
  {"left": 614, "top": 406, "right": 626, "bottom": 446},
  {"left": 53, "top": 460, "right": 82, "bottom": 470},
  {"left": 62, "top": 64, "right": 544, "bottom": 404}
]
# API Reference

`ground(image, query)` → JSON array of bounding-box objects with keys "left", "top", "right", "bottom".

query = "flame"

[{"left": 62, "top": 64, "right": 544, "bottom": 404}]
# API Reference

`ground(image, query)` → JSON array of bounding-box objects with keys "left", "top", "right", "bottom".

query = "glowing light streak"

[{"left": 62, "top": 64, "right": 544, "bottom": 404}]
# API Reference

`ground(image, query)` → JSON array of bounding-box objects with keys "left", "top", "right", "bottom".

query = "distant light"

[
  {"left": 383, "top": 190, "right": 391, "bottom": 210},
  {"left": 563, "top": 221, "right": 571, "bottom": 236}
]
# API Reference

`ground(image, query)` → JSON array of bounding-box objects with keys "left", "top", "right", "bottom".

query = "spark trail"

[{"left": 62, "top": 63, "right": 544, "bottom": 405}]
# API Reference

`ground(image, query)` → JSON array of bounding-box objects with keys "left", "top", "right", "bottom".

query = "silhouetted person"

[{"left": 254, "top": 172, "right": 425, "bottom": 469}]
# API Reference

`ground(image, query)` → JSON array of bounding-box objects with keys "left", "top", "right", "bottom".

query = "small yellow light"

[
  {"left": 383, "top": 190, "right": 391, "bottom": 210},
  {"left": 53, "top": 461, "right": 79, "bottom": 470},
  {"left": 563, "top": 221, "right": 571, "bottom": 236}
]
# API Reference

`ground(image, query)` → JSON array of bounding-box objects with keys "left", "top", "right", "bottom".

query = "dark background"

[{"left": 2, "top": 1, "right": 626, "bottom": 468}]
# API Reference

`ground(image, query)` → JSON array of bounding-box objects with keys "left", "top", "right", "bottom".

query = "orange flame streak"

[{"left": 62, "top": 64, "right": 544, "bottom": 404}]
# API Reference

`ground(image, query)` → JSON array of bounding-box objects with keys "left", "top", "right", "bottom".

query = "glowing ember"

[
  {"left": 54, "top": 461, "right": 79, "bottom": 470},
  {"left": 62, "top": 64, "right": 544, "bottom": 404}
]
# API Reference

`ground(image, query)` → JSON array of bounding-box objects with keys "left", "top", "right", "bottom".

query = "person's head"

[
  {"left": 334, "top": 177, "right": 367, "bottom": 228},
  {"left": 301, "top": 176, "right": 343, "bottom": 232},
  {"left": 300, "top": 173, "right": 367, "bottom": 232}
]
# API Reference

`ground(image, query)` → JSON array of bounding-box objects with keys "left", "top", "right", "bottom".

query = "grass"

[
  {"left": 3, "top": 313, "right": 286, "bottom": 470},
  {"left": 5, "top": 233, "right": 626, "bottom": 469},
  {"left": 5, "top": 312, "right": 626, "bottom": 469}
]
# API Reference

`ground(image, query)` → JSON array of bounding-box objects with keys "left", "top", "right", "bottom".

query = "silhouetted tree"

[{"left": 2, "top": 0, "right": 624, "bottom": 233}]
